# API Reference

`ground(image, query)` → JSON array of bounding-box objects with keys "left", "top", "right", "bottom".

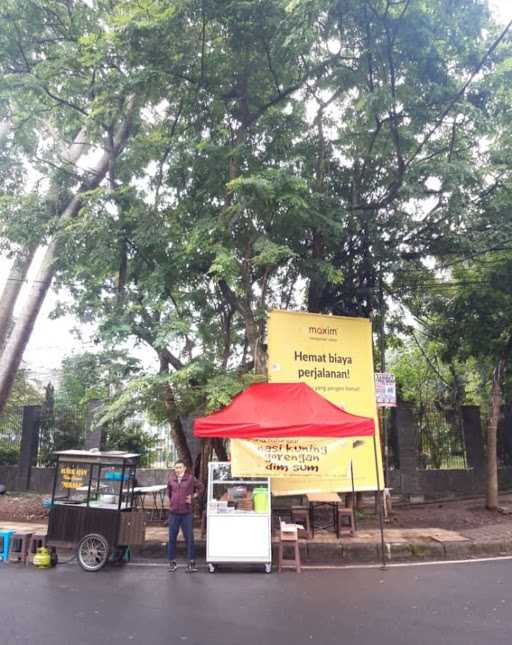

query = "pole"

[
  {"left": 382, "top": 412, "right": 389, "bottom": 486},
  {"left": 350, "top": 460, "right": 357, "bottom": 531},
  {"left": 379, "top": 272, "right": 389, "bottom": 487},
  {"left": 372, "top": 434, "right": 386, "bottom": 569}
]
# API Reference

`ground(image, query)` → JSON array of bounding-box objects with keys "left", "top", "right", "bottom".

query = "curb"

[{"left": 133, "top": 538, "right": 512, "bottom": 565}]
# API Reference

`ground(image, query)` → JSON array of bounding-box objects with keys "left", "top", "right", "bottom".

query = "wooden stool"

[
  {"left": 336, "top": 507, "right": 355, "bottom": 538},
  {"left": 28, "top": 533, "right": 47, "bottom": 563},
  {"left": 272, "top": 508, "right": 292, "bottom": 531},
  {"left": 9, "top": 532, "right": 32, "bottom": 564},
  {"left": 278, "top": 522, "right": 301, "bottom": 573},
  {"left": 290, "top": 506, "right": 312, "bottom": 540}
]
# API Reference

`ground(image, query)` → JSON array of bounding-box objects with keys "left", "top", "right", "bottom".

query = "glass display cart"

[
  {"left": 47, "top": 450, "right": 145, "bottom": 571},
  {"left": 206, "top": 462, "right": 272, "bottom": 573}
]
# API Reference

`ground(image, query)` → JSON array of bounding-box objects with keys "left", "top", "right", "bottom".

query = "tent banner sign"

[
  {"left": 267, "top": 309, "right": 383, "bottom": 493},
  {"left": 231, "top": 438, "right": 351, "bottom": 478}
]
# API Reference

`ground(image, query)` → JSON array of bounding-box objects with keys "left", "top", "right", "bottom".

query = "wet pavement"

[{"left": 2, "top": 558, "right": 512, "bottom": 645}]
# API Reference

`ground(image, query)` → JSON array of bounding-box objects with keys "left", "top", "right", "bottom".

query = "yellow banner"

[
  {"left": 231, "top": 438, "right": 352, "bottom": 478},
  {"left": 267, "top": 310, "right": 383, "bottom": 493}
]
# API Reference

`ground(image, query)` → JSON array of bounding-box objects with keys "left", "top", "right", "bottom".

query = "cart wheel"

[
  {"left": 77, "top": 533, "right": 110, "bottom": 572},
  {"left": 208, "top": 563, "right": 215, "bottom": 574},
  {"left": 265, "top": 563, "right": 272, "bottom": 574}
]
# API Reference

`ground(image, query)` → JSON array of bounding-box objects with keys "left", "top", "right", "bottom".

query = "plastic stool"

[
  {"left": 28, "top": 533, "right": 48, "bottom": 563},
  {"left": 0, "top": 530, "right": 15, "bottom": 561},
  {"left": 9, "top": 532, "right": 33, "bottom": 564}
]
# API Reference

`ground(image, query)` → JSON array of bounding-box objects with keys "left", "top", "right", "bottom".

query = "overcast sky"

[
  {"left": 492, "top": 0, "right": 512, "bottom": 22},
  {"left": 1, "top": 0, "right": 512, "bottom": 383}
]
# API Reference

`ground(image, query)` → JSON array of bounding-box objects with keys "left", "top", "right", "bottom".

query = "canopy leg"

[
  {"left": 350, "top": 460, "right": 357, "bottom": 531},
  {"left": 372, "top": 435, "right": 387, "bottom": 570}
]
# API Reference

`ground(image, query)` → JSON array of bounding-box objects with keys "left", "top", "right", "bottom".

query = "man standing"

[{"left": 167, "top": 460, "right": 204, "bottom": 573}]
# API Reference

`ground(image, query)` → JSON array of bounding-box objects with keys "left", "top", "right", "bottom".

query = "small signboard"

[
  {"left": 375, "top": 372, "right": 396, "bottom": 407},
  {"left": 59, "top": 465, "right": 88, "bottom": 490}
]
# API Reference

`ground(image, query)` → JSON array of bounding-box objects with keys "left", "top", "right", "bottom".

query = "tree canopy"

[{"left": 1, "top": 0, "right": 512, "bottom": 473}]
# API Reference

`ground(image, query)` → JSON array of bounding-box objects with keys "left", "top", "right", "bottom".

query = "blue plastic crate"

[{"left": 105, "top": 471, "right": 128, "bottom": 481}]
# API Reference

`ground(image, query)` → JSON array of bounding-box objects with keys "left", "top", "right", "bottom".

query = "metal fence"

[
  {"left": 416, "top": 405, "right": 468, "bottom": 470},
  {"left": 0, "top": 397, "right": 183, "bottom": 469},
  {"left": 38, "top": 403, "right": 87, "bottom": 466},
  {"left": 147, "top": 432, "right": 178, "bottom": 468}
]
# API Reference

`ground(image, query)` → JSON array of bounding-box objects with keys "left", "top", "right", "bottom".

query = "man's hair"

[{"left": 174, "top": 460, "right": 186, "bottom": 468}]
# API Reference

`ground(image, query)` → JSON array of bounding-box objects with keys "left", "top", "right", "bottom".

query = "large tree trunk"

[
  {"left": 161, "top": 379, "right": 193, "bottom": 468},
  {"left": 197, "top": 439, "right": 212, "bottom": 489},
  {"left": 0, "top": 120, "right": 10, "bottom": 146},
  {"left": 0, "top": 126, "right": 89, "bottom": 360},
  {"left": 0, "top": 198, "right": 80, "bottom": 412},
  {"left": 56, "top": 126, "right": 89, "bottom": 168},
  {"left": 158, "top": 352, "right": 193, "bottom": 468},
  {"left": 246, "top": 317, "right": 267, "bottom": 376},
  {"left": 486, "top": 360, "right": 504, "bottom": 511},
  {"left": 307, "top": 120, "right": 327, "bottom": 313},
  {"left": 0, "top": 247, "right": 37, "bottom": 354},
  {"left": 0, "top": 107, "right": 135, "bottom": 414},
  {"left": 218, "top": 279, "right": 267, "bottom": 376},
  {"left": 307, "top": 230, "right": 325, "bottom": 313},
  {"left": 212, "top": 438, "right": 228, "bottom": 462}
]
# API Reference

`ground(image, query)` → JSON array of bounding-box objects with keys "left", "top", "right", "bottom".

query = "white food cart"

[{"left": 206, "top": 462, "right": 272, "bottom": 573}]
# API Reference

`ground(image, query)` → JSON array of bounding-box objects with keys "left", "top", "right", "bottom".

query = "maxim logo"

[{"left": 308, "top": 325, "right": 337, "bottom": 337}]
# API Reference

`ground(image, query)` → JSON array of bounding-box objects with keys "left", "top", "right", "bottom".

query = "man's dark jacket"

[{"left": 167, "top": 471, "right": 204, "bottom": 514}]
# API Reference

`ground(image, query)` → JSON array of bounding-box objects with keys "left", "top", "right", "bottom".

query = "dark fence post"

[
  {"left": 498, "top": 404, "right": 512, "bottom": 466},
  {"left": 462, "top": 406, "right": 485, "bottom": 471},
  {"left": 15, "top": 405, "right": 41, "bottom": 490},
  {"left": 396, "top": 405, "right": 420, "bottom": 498},
  {"left": 84, "top": 399, "right": 103, "bottom": 450}
]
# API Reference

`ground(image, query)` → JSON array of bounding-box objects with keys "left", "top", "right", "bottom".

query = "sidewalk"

[{"left": 3, "top": 517, "right": 512, "bottom": 564}]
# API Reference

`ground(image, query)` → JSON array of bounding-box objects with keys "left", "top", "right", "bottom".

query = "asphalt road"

[{"left": 1, "top": 559, "right": 512, "bottom": 645}]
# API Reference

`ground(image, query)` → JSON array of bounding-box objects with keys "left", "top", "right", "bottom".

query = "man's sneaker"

[
  {"left": 168, "top": 561, "right": 177, "bottom": 573},
  {"left": 187, "top": 561, "right": 198, "bottom": 573}
]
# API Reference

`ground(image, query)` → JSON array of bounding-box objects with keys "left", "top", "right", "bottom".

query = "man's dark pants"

[{"left": 168, "top": 512, "right": 195, "bottom": 561}]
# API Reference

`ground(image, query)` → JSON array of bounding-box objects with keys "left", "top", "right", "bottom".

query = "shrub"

[{"left": 0, "top": 443, "right": 19, "bottom": 465}]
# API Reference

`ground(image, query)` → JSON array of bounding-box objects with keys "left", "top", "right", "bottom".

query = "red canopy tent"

[
  {"left": 194, "top": 382, "right": 386, "bottom": 567},
  {"left": 193, "top": 382, "right": 375, "bottom": 438}
]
